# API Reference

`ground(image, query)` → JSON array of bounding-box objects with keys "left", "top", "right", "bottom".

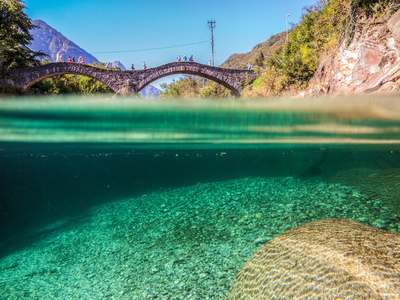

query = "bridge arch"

[
  {"left": 7, "top": 63, "right": 122, "bottom": 93},
  {"left": 24, "top": 71, "right": 119, "bottom": 93},
  {"left": 135, "top": 62, "right": 246, "bottom": 95}
]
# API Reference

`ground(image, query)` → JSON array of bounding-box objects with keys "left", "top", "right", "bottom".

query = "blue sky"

[{"left": 24, "top": 0, "right": 317, "bottom": 85}]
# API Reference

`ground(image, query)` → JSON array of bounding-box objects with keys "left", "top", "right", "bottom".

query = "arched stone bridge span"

[{"left": 4, "top": 62, "right": 257, "bottom": 95}]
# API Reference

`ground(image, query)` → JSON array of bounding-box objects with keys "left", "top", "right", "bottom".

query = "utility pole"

[
  {"left": 286, "top": 14, "right": 290, "bottom": 43},
  {"left": 208, "top": 20, "right": 216, "bottom": 66}
]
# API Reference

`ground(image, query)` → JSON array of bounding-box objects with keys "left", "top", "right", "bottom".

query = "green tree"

[
  {"left": 160, "top": 76, "right": 199, "bottom": 99},
  {"left": 31, "top": 73, "right": 114, "bottom": 95},
  {"left": 0, "top": 0, "right": 45, "bottom": 72},
  {"left": 199, "top": 81, "right": 234, "bottom": 98},
  {"left": 254, "top": 51, "right": 265, "bottom": 67},
  {"left": 160, "top": 75, "right": 233, "bottom": 99},
  {"left": 78, "top": 75, "right": 114, "bottom": 94}
]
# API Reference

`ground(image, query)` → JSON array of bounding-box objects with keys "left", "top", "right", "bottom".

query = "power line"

[
  {"left": 199, "top": 23, "right": 210, "bottom": 59},
  {"left": 208, "top": 20, "right": 215, "bottom": 66},
  {"left": 92, "top": 41, "right": 209, "bottom": 54},
  {"left": 199, "top": 23, "right": 209, "bottom": 42}
]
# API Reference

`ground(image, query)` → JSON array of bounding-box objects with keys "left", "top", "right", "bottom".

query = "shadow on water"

[{"left": 1, "top": 144, "right": 400, "bottom": 258}]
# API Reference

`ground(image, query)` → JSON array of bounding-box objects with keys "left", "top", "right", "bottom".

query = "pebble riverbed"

[{"left": 1, "top": 176, "right": 399, "bottom": 299}]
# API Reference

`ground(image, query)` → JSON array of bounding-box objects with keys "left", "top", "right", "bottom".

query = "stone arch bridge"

[{"left": 3, "top": 62, "right": 257, "bottom": 95}]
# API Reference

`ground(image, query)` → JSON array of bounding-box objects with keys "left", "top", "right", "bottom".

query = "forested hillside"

[
  {"left": 220, "top": 32, "right": 286, "bottom": 69},
  {"left": 243, "top": 0, "right": 400, "bottom": 97}
]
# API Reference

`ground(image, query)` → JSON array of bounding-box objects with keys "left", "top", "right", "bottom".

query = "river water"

[{"left": 0, "top": 95, "right": 400, "bottom": 299}]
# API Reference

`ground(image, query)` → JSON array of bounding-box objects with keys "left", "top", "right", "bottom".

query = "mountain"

[
  {"left": 111, "top": 61, "right": 126, "bottom": 70},
  {"left": 30, "top": 20, "right": 99, "bottom": 64},
  {"left": 140, "top": 85, "right": 161, "bottom": 98},
  {"left": 29, "top": 20, "right": 160, "bottom": 97},
  {"left": 220, "top": 31, "right": 286, "bottom": 69}
]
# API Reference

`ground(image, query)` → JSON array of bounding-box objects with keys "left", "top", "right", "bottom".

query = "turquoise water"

[
  {"left": 2, "top": 95, "right": 400, "bottom": 148},
  {"left": 1, "top": 95, "right": 400, "bottom": 299}
]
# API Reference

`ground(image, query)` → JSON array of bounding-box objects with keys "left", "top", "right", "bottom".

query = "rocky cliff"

[
  {"left": 30, "top": 20, "right": 99, "bottom": 64},
  {"left": 311, "top": 9, "right": 400, "bottom": 95}
]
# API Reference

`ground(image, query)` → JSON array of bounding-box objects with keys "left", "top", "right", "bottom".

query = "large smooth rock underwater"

[{"left": 229, "top": 218, "right": 400, "bottom": 299}]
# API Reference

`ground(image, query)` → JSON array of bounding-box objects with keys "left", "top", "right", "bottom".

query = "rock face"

[
  {"left": 313, "top": 10, "right": 400, "bottom": 95},
  {"left": 229, "top": 218, "right": 400, "bottom": 299},
  {"left": 30, "top": 20, "right": 99, "bottom": 64}
]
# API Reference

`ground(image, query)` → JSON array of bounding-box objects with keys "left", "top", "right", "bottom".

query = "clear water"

[
  {"left": 2, "top": 95, "right": 400, "bottom": 148},
  {"left": 1, "top": 95, "right": 400, "bottom": 299}
]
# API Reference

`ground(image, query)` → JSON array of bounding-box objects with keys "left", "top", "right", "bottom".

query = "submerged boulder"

[{"left": 229, "top": 218, "right": 400, "bottom": 299}]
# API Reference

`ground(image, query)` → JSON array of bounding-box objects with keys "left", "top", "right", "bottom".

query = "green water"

[
  {"left": 1, "top": 95, "right": 400, "bottom": 299},
  {"left": 2, "top": 95, "right": 400, "bottom": 148}
]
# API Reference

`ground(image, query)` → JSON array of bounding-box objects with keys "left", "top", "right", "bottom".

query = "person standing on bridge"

[
  {"left": 131, "top": 64, "right": 135, "bottom": 70},
  {"left": 183, "top": 55, "right": 187, "bottom": 62},
  {"left": 177, "top": 55, "right": 181, "bottom": 62},
  {"left": 143, "top": 61, "right": 147, "bottom": 69},
  {"left": 189, "top": 55, "right": 194, "bottom": 62},
  {"left": 57, "top": 54, "right": 64, "bottom": 62}
]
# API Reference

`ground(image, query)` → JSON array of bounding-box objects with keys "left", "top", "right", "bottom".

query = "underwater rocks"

[
  {"left": 0, "top": 177, "right": 399, "bottom": 299},
  {"left": 229, "top": 218, "right": 400, "bottom": 299}
]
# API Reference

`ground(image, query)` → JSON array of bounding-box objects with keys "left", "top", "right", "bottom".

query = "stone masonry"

[{"left": 2, "top": 62, "right": 257, "bottom": 95}]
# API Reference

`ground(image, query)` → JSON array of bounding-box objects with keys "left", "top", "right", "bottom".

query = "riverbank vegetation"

[
  {"left": 160, "top": 75, "right": 234, "bottom": 99},
  {"left": 242, "top": 0, "right": 400, "bottom": 97}
]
